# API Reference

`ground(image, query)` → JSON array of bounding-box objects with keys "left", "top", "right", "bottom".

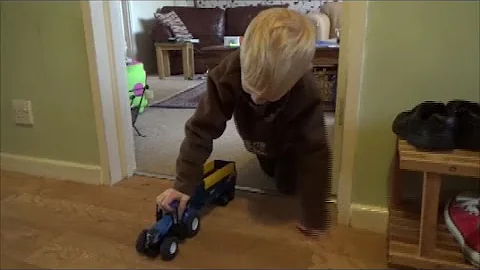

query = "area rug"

[{"left": 151, "top": 81, "right": 206, "bottom": 109}]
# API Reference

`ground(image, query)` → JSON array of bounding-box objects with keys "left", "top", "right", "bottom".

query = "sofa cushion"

[
  {"left": 224, "top": 4, "right": 289, "bottom": 36},
  {"left": 151, "top": 20, "right": 172, "bottom": 42},
  {"left": 320, "top": 2, "right": 343, "bottom": 38},
  {"left": 308, "top": 11, "right": 331, "bottom": 41},
  {"left": 154, "top": 11, "right": 193, "bottom": 39},
  {"left": 158, "top": 6, "right": 225, "bottom": 47}
]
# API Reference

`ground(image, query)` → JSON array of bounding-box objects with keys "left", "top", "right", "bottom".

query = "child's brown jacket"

[{"left": 173, "top": 49, "right": 332, "bottom": 229}]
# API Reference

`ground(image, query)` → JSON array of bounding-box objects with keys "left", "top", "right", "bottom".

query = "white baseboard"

[
  {"left": 0, "top": 152, "right": 103, "bottom": 185},
  {"left": 350, "top": 203, "right": 389, "bottom": 234}
]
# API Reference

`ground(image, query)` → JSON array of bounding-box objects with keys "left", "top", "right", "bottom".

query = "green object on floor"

[{"left": 127, "top": 61, "right": 148, "bottom": 114}]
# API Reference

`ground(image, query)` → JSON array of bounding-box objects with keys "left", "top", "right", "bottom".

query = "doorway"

[
  {"left": 81, "top": 0, "right": 368, "bottom": 223},
  {"left": 121, "top": 1, "right": 345, "bottom": 196}
]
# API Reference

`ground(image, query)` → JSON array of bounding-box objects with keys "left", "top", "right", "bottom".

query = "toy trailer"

[
  {"left": 190, "top": 159, "right": 237, "bottom": 209},
  {"left": 136, "top": 160, "right": 236, "bottom": 261}
]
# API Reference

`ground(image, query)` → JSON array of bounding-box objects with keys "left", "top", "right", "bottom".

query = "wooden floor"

[{"left": 0, "top": 171, "right": 387, "bottom": 269}]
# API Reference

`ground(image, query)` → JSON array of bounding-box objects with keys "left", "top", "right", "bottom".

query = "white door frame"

[
  {"left": 81, "top": 0, "right": 136, "bottom": 185},
  {"left": 333, "top": 1, "right": 369, "bottom": 225},
  {"left": 81, "top": 0, "right": 369, "bottom": 226}
]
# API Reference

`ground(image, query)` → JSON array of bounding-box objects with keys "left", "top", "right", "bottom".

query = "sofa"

[
  {"left": 151, "top": 5, "right": 288, "bottom": 75},
  {"left": 151, "top": 3, "right": 342, "bottom": 75}
]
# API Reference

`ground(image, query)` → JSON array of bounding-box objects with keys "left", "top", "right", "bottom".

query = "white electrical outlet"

[{"left": 12, "top": 99, "right": 34, "bottom": 125}]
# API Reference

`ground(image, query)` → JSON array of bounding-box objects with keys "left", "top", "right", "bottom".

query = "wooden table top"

[
  {"left": 201, "top": 45, "right": 340, "bottom": 52},
  {"left": 155, "top": 42, "right": 192, "bottom": 49}
]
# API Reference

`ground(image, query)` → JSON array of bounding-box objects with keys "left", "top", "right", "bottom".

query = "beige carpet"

[
  {"left": 146, "top": 75, "right": 205, "bottom": 104},
  {"left": 135, "top": 76, "right": 335, "bottom": 193}
]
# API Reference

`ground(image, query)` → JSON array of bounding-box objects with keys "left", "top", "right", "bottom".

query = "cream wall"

[
  {"left": 0, "top": 1, "right": 99, "bottom": 166},
  {"left": 351, "top": 1, "right": 480, "bottom": 207}
]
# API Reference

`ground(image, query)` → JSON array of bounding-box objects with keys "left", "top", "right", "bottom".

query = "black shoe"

[
  {"left": 393, "top": 101, "right": 443, "bottom": 139},
  {"left": 392, "top": 101, "right": 456, "bottom": 150},
  {"left": 392, "top": 111, "right": 415, "bottom": 139},
  {"left": 447, "top": 100, "right": 480, "bottom": 151}
]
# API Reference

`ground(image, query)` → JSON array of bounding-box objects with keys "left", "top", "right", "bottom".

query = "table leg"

[
  {"left": 182, "top": 45, "right": 194, "bottom": 80},
  {"left": 390, "top": 148, "right": 403, "bottom": 208},
  {"left": 156, "top": 47, "right": 165, "bottom": 79},
  {"left": 188, "top": 45, "right": 194, "bottom": 79},
  {"left": 418, "top": 172, "right": 442, "bottom": 257},
  {"left": 162, "top": 50, "right": 171, "bottom": 78}
]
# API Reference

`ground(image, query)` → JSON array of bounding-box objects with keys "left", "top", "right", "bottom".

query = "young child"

[{"left": 156, "top": 8, "right": 331, "bottom": 237}]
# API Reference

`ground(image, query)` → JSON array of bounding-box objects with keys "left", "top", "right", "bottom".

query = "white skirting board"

[
  {"left": 0, "top": 152, "right": 103, "bottom": 185},
  {"left": 349, "top": 203, "right": 389, "bottom": 234}
]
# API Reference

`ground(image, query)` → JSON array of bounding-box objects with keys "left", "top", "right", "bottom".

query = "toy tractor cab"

[{"left": 135, "top": 200, "right": 200, "bottom": 261}]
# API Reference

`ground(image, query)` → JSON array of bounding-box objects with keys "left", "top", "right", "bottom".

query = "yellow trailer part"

[
  {"left": 203, "top": 162, "right": 235, "bottom": 190},
  {"left": 203, "top": 160, "right": 215, "bottom": 175}
]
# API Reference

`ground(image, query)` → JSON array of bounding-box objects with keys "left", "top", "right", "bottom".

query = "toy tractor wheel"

[
  {"left": 184, "top": 211, "right": 201, "bottom": 238},
  {"left": 226, "top": 188, "right": 235, "bottom": 201},
  {"left": 214, "top": 194, "right": 230, "bottom": 206},
  {"left": 135, "top": 229, "right": 160, "bottom": 258},
  {"left": 159, "top": 236, "right": 179, "bottom": 261}
]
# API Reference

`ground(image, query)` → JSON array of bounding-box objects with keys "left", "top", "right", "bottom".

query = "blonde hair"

[{"left": 240, "top": 8, "right": 316, "bottom": 102}]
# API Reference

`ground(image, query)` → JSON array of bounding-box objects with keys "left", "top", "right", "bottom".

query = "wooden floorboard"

[{"left": 0, "top": 170, "right": 387, "bottom": 269}]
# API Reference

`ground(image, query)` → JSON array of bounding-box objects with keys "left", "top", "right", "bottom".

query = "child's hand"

[
  {"left": 296, "top": 223, "right": 323, "bottom": 239},
  {"left": 156, "top": 188, "right": 191, "bottom": 215}
]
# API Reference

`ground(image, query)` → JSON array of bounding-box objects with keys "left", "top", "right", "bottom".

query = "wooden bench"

[{"left": 388, "top": 139, "right": 480, "bottom": 269}]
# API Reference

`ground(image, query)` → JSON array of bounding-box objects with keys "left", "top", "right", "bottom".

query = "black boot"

[
  {"left": 392, "top": 101, "right": 456, "bottom": 151},
  {"left": 392, "top": 102, "right": 444, "bottom": 139},
  {"left": 447, "top": 100, "right": 480, "bottom": 151}
]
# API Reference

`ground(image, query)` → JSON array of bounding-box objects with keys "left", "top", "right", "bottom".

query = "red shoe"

[{"left": 444, "top": 193, "right": 480, "bottom": 267}]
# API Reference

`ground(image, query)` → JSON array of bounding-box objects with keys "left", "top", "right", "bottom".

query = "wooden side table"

[
  {"left": 387, "top": 139, "right": 480, "bottom": 269},
  {"left": 155, "top": 42, "right": 194, "bottom": 80}
]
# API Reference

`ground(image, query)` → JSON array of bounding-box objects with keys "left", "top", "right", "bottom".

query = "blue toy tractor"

[
  {"left": 135, "top": 160, "right": 237, "bottom": 261},
  {"left": 135, "top": 201, "right": 200, "bottom": 260}
]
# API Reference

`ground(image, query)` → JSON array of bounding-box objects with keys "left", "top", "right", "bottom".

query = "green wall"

[
  {"left": 352, "top": 1, "right": 480, "bottom": 207},
  {"left": 0, "top": 1, "right": 100, "bottom": 165}
]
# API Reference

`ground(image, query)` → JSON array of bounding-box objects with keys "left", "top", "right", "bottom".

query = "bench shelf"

[{"left": 387, "top": 139, "right": 480, "bottom": 269}]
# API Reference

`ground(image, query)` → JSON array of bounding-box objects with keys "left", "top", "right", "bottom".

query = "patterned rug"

[{"left": 150, "top": 81, "right": 206, "bottom": 109}]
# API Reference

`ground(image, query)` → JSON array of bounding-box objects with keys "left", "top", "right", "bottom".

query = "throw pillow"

[{"left": 154, "top": 11, "right": 193, "bottom": 40}]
